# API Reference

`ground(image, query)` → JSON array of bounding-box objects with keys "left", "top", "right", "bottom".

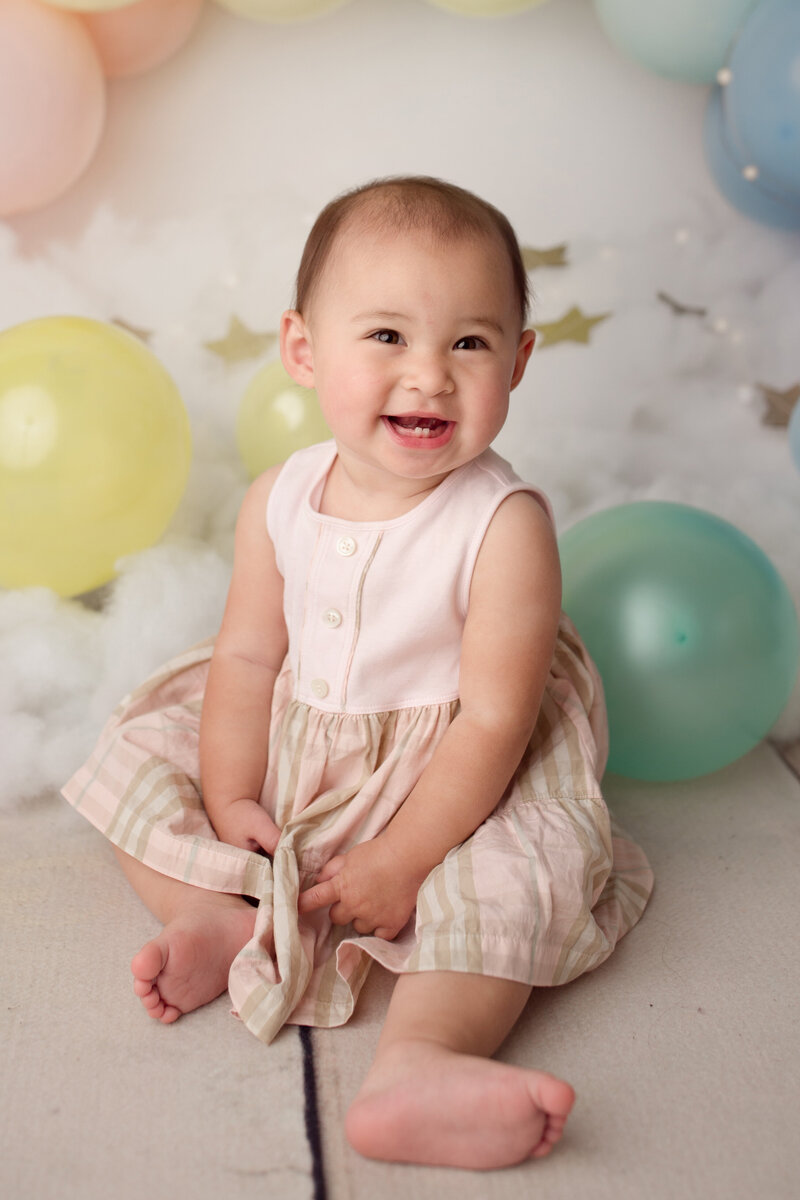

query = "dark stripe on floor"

[{"left": 300, "top": 1026, "right": 327, "bottom": 1200}]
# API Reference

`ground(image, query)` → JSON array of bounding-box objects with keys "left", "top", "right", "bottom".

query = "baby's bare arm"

[
  {"left": 200, "top": 467, "right": 288, "bottom": 853},
  {"left": 380, "top": 492, "right": 562, "bottom": 881}
]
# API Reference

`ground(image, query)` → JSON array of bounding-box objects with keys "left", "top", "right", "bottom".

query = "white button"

[
  {"left": 322, "top": 608, "right": 342, "bottom": 628},
  {"left": 310, "top": 678, "right": 329, "bottom": 699},
  {"left": 336, "top": 536, "right": 357, "bottom": 556}
]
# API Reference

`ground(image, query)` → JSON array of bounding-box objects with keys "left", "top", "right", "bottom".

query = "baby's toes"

[
  {"left": 530, "top": 1114, "right": 569, "bottom": 1158},
  {"left": 134, "top": 978, "right": 165, "bottom": 1015},
  {"left": 158, "top": 1002, "right": 182, "bottom": 1024}
]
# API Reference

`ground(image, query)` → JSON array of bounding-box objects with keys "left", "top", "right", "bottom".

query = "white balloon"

[
  {"left": 212, "top": 0, "right": 351, "bottom": 22},
  {"left": 425, "top": 0, "right": 548, "bottom": 17}
]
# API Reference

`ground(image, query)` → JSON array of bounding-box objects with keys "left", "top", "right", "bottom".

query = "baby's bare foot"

[
  {"left": 130, "top": 901, "right": 255, "bottom": 1024},
  {"left": 345, "top": 1040, "right": 575, "bottom": 1169}
]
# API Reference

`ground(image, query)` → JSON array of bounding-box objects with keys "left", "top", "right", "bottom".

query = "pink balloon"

[
  {"left": 0, "top": 0, "right": 106, "bottom": 217},
  {"left": 81, "top": 0, "right": 204, "bottom": 80}
]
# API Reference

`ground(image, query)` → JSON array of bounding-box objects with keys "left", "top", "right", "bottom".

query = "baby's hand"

[
  {"left": 298, "top": 837, "right": 425, "bottom": 941},
  {"left": 210, "top": 797, "right": 280, "bottom": 856}
]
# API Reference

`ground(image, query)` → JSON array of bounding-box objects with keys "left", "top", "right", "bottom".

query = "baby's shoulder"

[
  {"left": 482, "top": 489, "right": 557, "bottom": 557},
  {"left": 236, "top": 462, "right": 285, "bottom": 537}
]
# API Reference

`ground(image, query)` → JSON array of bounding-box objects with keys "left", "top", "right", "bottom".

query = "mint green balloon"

[
  {"left": 593, "top": 0, "right": 759, "bottom": 84},
  {"left": 559, "top": 503, "right": 798, "bottom": 782}
]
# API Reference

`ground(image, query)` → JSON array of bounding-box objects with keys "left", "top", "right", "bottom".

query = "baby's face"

[{"left": 284, "top": 224, "right": 534, "bottom": 491}]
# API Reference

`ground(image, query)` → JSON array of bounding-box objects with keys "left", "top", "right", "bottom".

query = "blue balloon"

[
  {"left": 559, "top": 502, "right": 799, "bottom": 782},
  {"left": 724, "top": 0, "right": 800, "bottom": 195},
  {"left": 789, "top": 395, "right": 800, "bottom": 473},
  {"left": 704, "top": 84, "right": 800, "bottom": 229}
]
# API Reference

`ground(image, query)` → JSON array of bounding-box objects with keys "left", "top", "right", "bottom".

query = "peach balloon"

[
  {"left": 0, "top": 0, "right": 106, "bottom": 217},
  {"left": 81, "top": 0, "right": 204, "bottom": 79},
  {"left": 41, "top": 2, "right": 135, "bottom": 11}
]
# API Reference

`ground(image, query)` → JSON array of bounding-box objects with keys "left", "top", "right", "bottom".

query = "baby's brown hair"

[{"left": 293, "top": 176, "right": 531, "bottom": 329}]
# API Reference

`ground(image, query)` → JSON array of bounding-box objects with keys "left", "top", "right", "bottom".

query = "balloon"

[
  {"left": 426, "top": 0, "right": 548, "bottom": 16},
  {"left": 40, "top": 2, "right": 135, "bottom": 11},
  {"left": 593, "top": 0, "right": 759, "bottom": 84},
  {"left": 789, "top": 396, "right": 800, "bottom": 475},
  {"left": 559, "top": 502, "right": 799, "bottom": 782},
  {"left": 236, "top": 361, "right": 330, "bottom": 477},
  {"left": 0, "top": 318, "right": 192, "bottom": 597},
  {"left": 716, "top": 0, "right": 800, "bottom": 195},
  {"left": 0, "top": 0, "right": 106, "bottom": 217},
  {"left": 212, "top": 0, "right": 350, "bottom": 22},
  {"left": 80, "top": 0, "right": 203, "bottom": 79},
  {"left": 703, "top": 85, "right": 800, "bottom": 231}
]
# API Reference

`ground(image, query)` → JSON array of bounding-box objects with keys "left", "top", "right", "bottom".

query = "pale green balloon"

[
  {"left": 212, "top": 0, "right": 350, "bottom": 22},
  {"left": 236, "top": 361, "right": 330, "bottom": 477},
  {"left": 593, "top": 0, "right": 760, "bottom": 84},
  {"left": 559, "top": 502, "right": 799, "bottom": 782},
  {"left": 427, "top": 0, "right": 547, "bottom": 16}
]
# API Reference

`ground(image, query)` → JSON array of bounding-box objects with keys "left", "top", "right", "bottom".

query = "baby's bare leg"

[
  {"left": 113, "top": 847, "right": 255, "bottom": 1023},
  {"left": 345, "top": 971, "right": 575, "bottom": 1169}
]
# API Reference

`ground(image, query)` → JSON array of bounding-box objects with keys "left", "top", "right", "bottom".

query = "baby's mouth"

[{"left": 386, "top": 415, "right": 450, "bottom": 439}]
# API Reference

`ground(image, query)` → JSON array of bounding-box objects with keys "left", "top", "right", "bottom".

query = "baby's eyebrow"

[
  {"left": 353, "top": 310, "right": 506, "bottom": 335},
  {"left": 460, "top": 317, "right": 506, "bottom": 336},
  {"left": 352, "top": 310, "right": 409, "bottom": 324}
]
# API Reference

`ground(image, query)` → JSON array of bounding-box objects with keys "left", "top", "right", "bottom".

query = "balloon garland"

[
  {"left": 0, "top": 0, "right": 797, "bottom": 779},
  {"left": 1, "top": 0, "right": 797, "bottom": 228}
]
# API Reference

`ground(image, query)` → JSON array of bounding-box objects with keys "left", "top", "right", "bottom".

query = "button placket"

[{"left": 302, "top": 526, "right": 370, "bottom": 708}]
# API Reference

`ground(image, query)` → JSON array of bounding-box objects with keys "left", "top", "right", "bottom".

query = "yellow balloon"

[
  {"left": 41, "top": 2, "right": 135, "bottom": 11},
  {"left": 0, "top": 317, "right": 192, "bottom": 597},
  {"left": 425, "top": 0, "right": 548, "bottom": 15},
  {"left": 236, "top": 361, "right": 330, "bottom": 477},
  {"left": 212, "top": 0, "right": 350, "bottom": 22}
]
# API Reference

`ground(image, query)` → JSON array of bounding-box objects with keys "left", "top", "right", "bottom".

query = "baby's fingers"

[
  {"left": 250, "top": 806, "right": 281, "bottom": 855},
  {"left": 315, "top": 855, "right": 346, "bottom": 882},
  {"left": 298, "top": 877, "right": 341, "bottom": 914}
]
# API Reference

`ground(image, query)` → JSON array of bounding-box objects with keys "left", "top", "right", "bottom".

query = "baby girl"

[{"left": 63, "top": 175, "right": 653, "bottom": 1170}]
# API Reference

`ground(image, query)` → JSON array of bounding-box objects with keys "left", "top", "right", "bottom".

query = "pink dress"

[{"left": 62, "top": 442, "right": 654, "bottom": 1044}]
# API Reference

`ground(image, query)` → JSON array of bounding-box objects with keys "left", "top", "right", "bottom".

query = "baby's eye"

[
  {"left": 371, "top": 329, "right": 402, "bottom": 345},
  {"left": 454, "top": 336, "right": 487, "bottom": 351}
]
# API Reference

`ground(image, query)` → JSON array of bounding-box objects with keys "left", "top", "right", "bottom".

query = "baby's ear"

[
  {"left": 280, "top": 310, "right": 315, "bottom": 387},
  {"left": 510, "top": 328, "right": 536, "bottom": 391}
]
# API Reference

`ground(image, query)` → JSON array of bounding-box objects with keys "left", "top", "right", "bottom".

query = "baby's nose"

[{"left": 402, "top": 351, "right": 453, "bottom": 396}]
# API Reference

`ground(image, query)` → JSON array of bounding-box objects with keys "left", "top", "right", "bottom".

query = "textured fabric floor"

[{"left": 2, "top": 742, "right": 798, "bottom": 1200}]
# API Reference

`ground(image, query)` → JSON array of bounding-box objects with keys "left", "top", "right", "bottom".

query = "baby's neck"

[{"left": 318, "top": 454, "right": 454, "bottom": 523}]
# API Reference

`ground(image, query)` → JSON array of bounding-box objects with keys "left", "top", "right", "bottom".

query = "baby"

[{"left": 63, "top": 176, "right": 653, "bottom": 1170}]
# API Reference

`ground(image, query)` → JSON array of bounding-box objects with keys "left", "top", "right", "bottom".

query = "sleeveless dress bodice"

[{"left": 267, "top": 440, "right": 553, "bottom": 714}]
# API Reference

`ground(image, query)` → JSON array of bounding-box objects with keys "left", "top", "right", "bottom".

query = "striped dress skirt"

[{"left": 62, "top": 614, "right": 654, "bottom": 1045}]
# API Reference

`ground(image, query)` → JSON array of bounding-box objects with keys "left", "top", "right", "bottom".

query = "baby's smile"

[{"left": 383, "top": 414, "right": 454, "bottom": 445}]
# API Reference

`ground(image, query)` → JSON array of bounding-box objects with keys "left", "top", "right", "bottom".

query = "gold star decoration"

[
  {"left": 656, "top": 291, "right": 708, "bottom": 318},
  {"left": 758, "top": 382, "right": 800, "bottom": 427},
  {"left": 535, "top": 306, "right": 611, "bottom": 348},
  {"left": 204, "top": 316, "right": 277, "bottom": 364},
  {"left": 521, "top": 244, "right": 569, "bottom": 271},
  {"left": 111, "top": 317, "right": 152, "bottom": 343}
]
